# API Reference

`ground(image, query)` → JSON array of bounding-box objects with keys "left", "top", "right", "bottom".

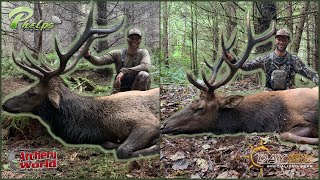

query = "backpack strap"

[
  {"left": 121, "top": 48, "right": 127, "bottom": 68},
  {"left": 264, "top": 52, "right": 274, "bottom": 74}
]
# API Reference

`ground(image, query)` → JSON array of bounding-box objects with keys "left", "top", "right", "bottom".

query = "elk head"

[
  {"left": 161, "top": 13, "right": 276, "bottom": 135},
  {"left": 2, "top": 8, "right": 124, "bottom": 113}
]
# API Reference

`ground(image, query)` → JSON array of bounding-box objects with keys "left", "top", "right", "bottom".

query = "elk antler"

[
  {"left": 12, "top": 6, "right": 124, "bottom": 82},
  {"left": 188, "top": 12, "right": 276, "bottom": 93},
  {"left": 186, "top": 29, "right": 237, "bottom": 93}
]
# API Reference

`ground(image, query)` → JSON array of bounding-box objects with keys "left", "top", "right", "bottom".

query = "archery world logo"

[{"left": 8, "top": 148, "right": 58, "bottom": 171}]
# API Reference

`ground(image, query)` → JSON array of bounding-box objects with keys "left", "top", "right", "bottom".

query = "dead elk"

[
  {"left": 2, "top": 9, "right": 160, "bottom": 159},
  {"left": 161, "top": 15, "right": 318, "bottom": 145}
]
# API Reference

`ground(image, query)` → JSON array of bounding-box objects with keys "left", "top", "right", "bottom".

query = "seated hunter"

[
  {"left": 226, "top": 28, "right": 318, "bottom": 91},
  {"left": 83, "top": 28, "right": 151, "bottom": 94}
]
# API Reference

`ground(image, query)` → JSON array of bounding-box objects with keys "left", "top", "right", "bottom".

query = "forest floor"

[
  {"left": 160, "top": 78, "right": 318, "bottom": 179},
  {"left": 1, "top": 69, "right": 160, "bottom": 179}
]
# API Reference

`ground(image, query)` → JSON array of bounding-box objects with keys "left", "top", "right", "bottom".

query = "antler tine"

[
  {"left": 203, "top": 30, "right": 237, "bottom": 93},
  {"left": 23, "top": 51, "right": 50, "bottom": 74},
  {"left": 41, "top": 55, "right": 54, "bottom": 71},
  {"left": 12, "top": 52, "right": 44, "bottom": 79},
  {"left": 63, "top": 33, "right": 110, "bottom": 74},
  {"left": 201, "top": 69, "right": 215, "bottom": 93},
  {"left": 234, "top": 12, "right": 275, "bottom": 68},
  {"left": 186, "top": 72, "right": 208, "bottom": 92},
  {"left": 46, "top": 7, "right": 124, "bottom": 80},
  {"left": 211, "top": 12, "right": 275, "bottom": 90}
]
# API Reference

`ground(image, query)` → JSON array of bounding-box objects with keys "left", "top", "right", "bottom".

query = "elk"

[
  {"left": 2, "top": 9, "right": 160, "bottom": 159},
  {"left": 161, "top": 14, "right": 318, "bottom": 145}
]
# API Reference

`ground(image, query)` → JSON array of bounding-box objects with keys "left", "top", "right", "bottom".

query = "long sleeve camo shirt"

[
  {"left": 233, "top": 51, "right": 318, "bottom": 89},
  {"left": 86, "top": 49, "right": 151, "bottom": 76}
]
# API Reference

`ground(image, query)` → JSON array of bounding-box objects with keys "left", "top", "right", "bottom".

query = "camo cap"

[
  {"left": 128, "top": 28, "right": 142, "bottom": 37},
  {"left": 275, "top": 28, "right": 290, "bottom": 39}
]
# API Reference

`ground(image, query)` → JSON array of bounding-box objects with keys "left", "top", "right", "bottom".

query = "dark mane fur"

[
  {"left": 33, "top": 84, "right": 117, "bottom": 144},
  {"left": 212, "top": 96, "right": 288, "bottom": 134}
]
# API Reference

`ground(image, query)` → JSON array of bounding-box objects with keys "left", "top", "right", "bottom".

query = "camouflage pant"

[{"left": 113, "top": 71, "right": 151, "bottom": 93}]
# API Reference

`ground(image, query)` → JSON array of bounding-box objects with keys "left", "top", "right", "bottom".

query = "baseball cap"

[
  {"left": 128, "top": 28, "right": 142, "bottom": 37},
  {"left": 275, "top": 28, "right": 290, "bottom": 39}
]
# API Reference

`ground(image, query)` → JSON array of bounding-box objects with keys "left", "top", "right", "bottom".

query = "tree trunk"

[
  {"left": 33, "top": 2, "right": 43, "bottom": 59},
  {"left": 291, "top": 2, "right": 310, "bottom": 54},
  {"left": 306, "top": 14, "right": 310, "bottom": 66},
  {"left": 314, "top": 3, "right": 319, "bottom": 70},
  {"left": 194, "top": 2, "right": 198, "bottom": 77},
  {"left": 286, "top": 2, "right": 293, "bottom": 36},
  {"left": 96, "top": 2, "right": 109, "bottom": 53},
  {"left": 162, "top": 1, "right": 169, "bottom": 68},
  {"left": 210, "top": 2, "right": 219, "bottom": 63},
  {"left": 225, "top": 2, "right": 238, "bottom": 56},
  {"left": 253, "top": 2, "right": 276, "bottom": 54},
  {"left": 190, "top": 3, "right": 195, "bottom": 73}
]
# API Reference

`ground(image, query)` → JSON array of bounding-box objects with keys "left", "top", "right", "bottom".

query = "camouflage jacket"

[
  {"left": 234, "top": 51, "right": 319, "bottom": 89},
  {"left": 87, "top": 49, "right": 151, "bottom": 75}
]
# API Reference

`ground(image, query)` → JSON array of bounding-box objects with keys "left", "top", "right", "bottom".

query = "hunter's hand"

[{"left": 115, "top": 72, "right": 125, "bottom": 87}]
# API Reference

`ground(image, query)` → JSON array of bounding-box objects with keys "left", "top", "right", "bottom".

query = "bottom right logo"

[{"left": 244, "top": 138, "right": 316, "bottom": 177}]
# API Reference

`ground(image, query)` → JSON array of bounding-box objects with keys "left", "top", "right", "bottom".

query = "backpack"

[{"left": 265, "top": 52, "right": 293, "bottom": 90}]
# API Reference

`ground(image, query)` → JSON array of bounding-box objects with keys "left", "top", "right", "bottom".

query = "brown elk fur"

[
  {"left": 162, "top": 87, "right": 318, "bottom": 145},
  {"left": 3, "top": 77, "right": 160, "bottom": 159}
]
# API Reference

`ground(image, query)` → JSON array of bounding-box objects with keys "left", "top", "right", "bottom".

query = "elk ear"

[
  {"left": 221, "top": 95, "right": 244, "bottom": 108},
  {"left": 48, "top": 92, "right": 60, "bottom": 109}
]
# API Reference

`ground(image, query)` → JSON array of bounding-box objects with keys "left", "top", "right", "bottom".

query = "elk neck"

[
  {"left": 211, "top": 94, "right": 289, "bottom": 134},
  {"left": 32, "top": 80, "right": 118, "bottom": 144}
]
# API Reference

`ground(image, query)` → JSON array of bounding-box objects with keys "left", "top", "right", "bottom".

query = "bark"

[
  {"left": 314, "top": 4, "right": 319, "bottom": 70},
  {"left": 33, "top": 2, "right": 43, "bottom": 59},
  {"left": 162, "top": 1, "right": 169, "bottom": 68},
  {"left": 286, "top": 2, "right": 293, "bottom": 37},
  {"left": 253, "top": 2, "right": 276, "bottom": 54},
  {"left": 96, "top": 2, "right": 109, "bottom": 53},
  {"left": 291, "top": 2, "right": 310, "bottom": 54},
  {"left": 306, "top": 14, "right": 310, "bottom": 66}
]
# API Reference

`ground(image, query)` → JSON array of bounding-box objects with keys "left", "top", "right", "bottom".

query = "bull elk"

[
  {"left": 161, "top": 14, "right": 318, "bottom": 145},
  {"left": 2, "top": 8, "right": 160, "bottom": 159}
]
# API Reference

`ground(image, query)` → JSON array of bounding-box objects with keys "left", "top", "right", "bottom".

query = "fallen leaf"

[
  {"left": 70, "top": 152, "right": 78, "bottom": 161},
  {"left": 202, "top": 144, "right": 210, "bottom": 150},
  {"left": 191, "top": 173, "right": 201, "bottom": 179},
  {"left": 216, "top": 171, "right": 228, "bottom": 179},
  {"left": 170, "top": 151, "right": 185, "bottom": 161},
  {"left": 172, "top": 159, "right": 190, "bottom": 170},
  {"left": 196, "top": 158, "right": 208, "bottom": 172},
  {"left": 260, "top": 136, "right": 271, "bottom": 144},
  {"left": 216, "top": 170, "right": 239, "bottom": 179}
]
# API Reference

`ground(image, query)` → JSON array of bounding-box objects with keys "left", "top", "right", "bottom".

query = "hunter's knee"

[{"left": 137, "top": 71, "right": 150, "bottom": 80}]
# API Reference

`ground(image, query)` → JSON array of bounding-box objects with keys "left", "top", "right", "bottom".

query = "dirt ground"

[
  {"left": 160, "top": 82, "right": 319, "bottom": 179},
  {"left": 1, "top": 70, "right": 160, "bottom": 179}
]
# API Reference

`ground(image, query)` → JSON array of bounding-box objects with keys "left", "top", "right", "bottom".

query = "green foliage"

[
  {"left": 94, "top": 85, "right": 112, "bottom": 95},
  {"left": 1, "top": 57, "right": 23, "bottom": 78},
  {"left": 161, "top": 64, "right": 189, "bottom": 84},
  {"left": 77, "top": 61, "right": 93, "bottom": 70}
]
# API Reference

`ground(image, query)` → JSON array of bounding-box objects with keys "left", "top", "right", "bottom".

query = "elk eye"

[{"left": 194, "top": 108, "right": 204, "bottom": 114}]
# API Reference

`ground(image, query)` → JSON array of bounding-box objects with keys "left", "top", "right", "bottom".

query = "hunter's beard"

[{"left": 276, "top": 44, "right": 287, "bottom": 52}]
